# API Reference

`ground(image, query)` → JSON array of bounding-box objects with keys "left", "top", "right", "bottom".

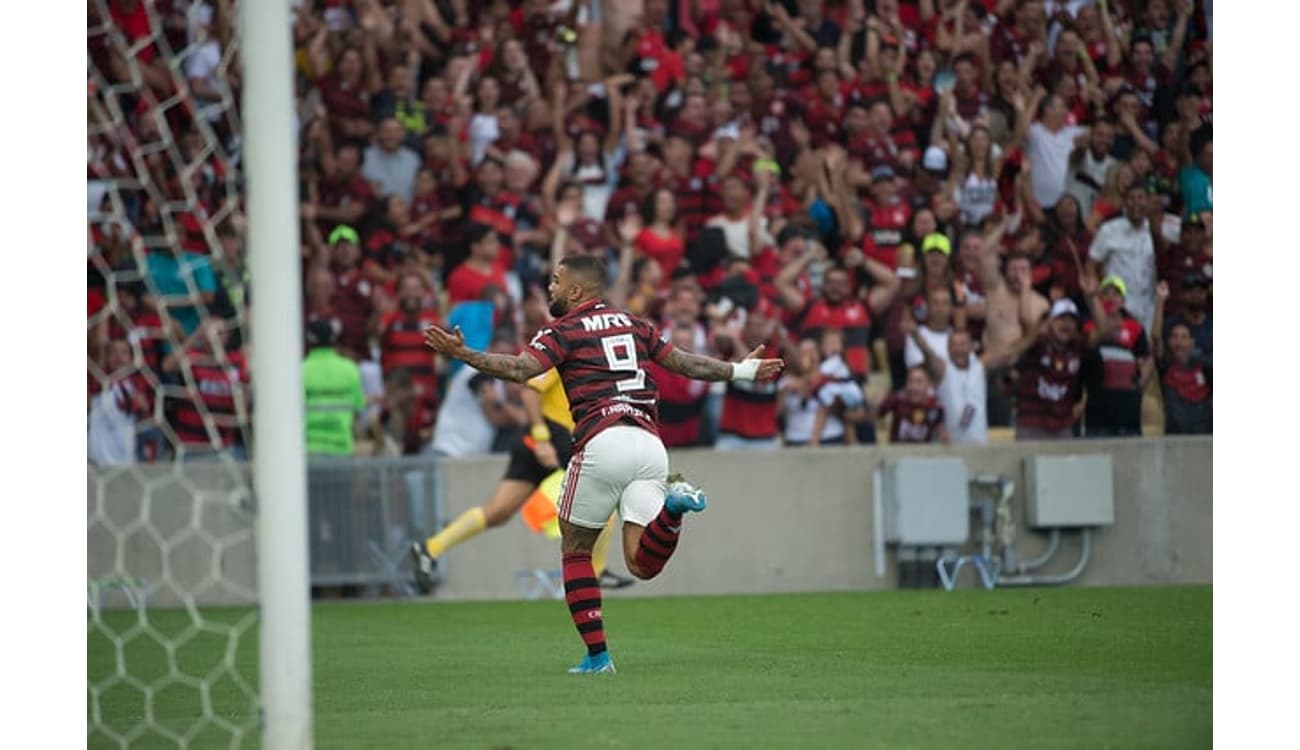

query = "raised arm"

[
  {"left": 1163, "top": 1, "right": 1192, "bottom": 71},
  {"left": 1150, "top": 280, "right": 1169, "bottom": 361},
  {"left": 981, "top": 324, "right": 1040, "bottom": 370},
  {"left": 423, "top": 325, "right": 545, "bottom": 383},
  {"left": 774, "top": 243, "right": 820, "bottom": 312},
  {"left": 863, "top": 256, "right": 902, "bottom": 315},
  {"left": 902, "top": 314, "right": 947, "bottom": 383},
  {"left": 978, "top": 213, "right": 1014, "bottom": 294}
]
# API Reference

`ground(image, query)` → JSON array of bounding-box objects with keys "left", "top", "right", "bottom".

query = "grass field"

[{"left": 89, "top": 585, "right": 1211, "bottom": 749}]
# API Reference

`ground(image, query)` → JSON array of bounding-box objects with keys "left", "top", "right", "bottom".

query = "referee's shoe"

[{"left": 409, "top": 543, "right": 439, "bottom": 594}]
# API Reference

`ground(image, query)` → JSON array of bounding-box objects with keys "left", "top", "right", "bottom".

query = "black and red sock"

[
  {"left": 562, "top": 552, "right": 606, "bottom": 656},
  {"left": 633, "top": 507, "right": 683, "bottom": 580}
]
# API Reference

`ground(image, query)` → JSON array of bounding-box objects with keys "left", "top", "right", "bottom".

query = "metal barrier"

[
  {"left": 88, "top": 455, "right": 447, "bottom": 607},
  {"left": 306, "top": 455, "right": 447, "bottom": 594}
]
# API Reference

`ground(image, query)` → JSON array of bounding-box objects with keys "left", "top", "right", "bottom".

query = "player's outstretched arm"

[
  {"left": 423, "top": 325, "right": 545, "bottom": 383},
  {"left": 661, "top": 345, "right": 785, "bottom": 383}
]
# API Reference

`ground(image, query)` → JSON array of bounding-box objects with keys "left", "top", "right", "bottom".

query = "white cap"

[
  {"left": 922, "top": 145, "right": 948, "bottom": 173},
  {"left": 1049, "top": 298, "right": 1080, "bottom": 320}
]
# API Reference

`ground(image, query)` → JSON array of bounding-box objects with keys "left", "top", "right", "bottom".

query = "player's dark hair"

[{"left": 559, "top": 254, "right": 608, "bottom": 292}]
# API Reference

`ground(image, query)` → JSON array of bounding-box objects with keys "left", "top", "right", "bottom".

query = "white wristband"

[{"left": 731, "top": 359, "right": 761, "bottom": 381}]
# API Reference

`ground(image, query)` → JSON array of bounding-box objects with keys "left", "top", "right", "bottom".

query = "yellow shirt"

[{"left": 527, "top": 368, "right": 574, "bottom": 431}]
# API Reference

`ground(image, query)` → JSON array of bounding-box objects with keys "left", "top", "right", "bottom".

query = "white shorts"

[{"left": 557, "top": 426, "right": 668, "bottom": 530}]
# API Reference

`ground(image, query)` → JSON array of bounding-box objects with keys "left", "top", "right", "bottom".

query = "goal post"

[{"left": 242, "top": 0, "right": 313, "bottom": 747}]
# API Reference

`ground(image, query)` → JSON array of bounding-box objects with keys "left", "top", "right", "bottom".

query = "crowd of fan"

[{"left": 87, "top": 0, "right": 1212, "bottom": 465}]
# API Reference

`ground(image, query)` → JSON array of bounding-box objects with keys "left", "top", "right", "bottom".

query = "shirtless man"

[{"left": 977, "top": 214, "right": 1049, "bottom": 426}]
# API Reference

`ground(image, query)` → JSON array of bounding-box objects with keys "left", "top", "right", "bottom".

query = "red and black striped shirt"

[
  {"left": 379, "top": 309, "right": 441, "bottom": 403},
  {"left": 1015, "top": 338, "right": 1086, "bottom": 432},
  {"left": 523, "top": 299, "right": 674, "bottom": 451},
  {"left": 170, "top": 350, "right": 248, "bottom": 448}
]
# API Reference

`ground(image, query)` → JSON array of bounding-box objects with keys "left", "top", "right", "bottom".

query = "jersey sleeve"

[
  {"left": 524, "top": 325, "right": 569, "bottom": 371},
  {"left": 639, "top": 318, "right": 675, "bottom": 364}
]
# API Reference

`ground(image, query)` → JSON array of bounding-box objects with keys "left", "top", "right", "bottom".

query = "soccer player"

[
  {"left": 409, "top": 367, "right": 633, "bottom": 591},
  {"left": 423, "top": 255, "right": 784, "bottom": 673}
]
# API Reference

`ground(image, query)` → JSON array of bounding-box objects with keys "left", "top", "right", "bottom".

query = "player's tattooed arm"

[
  {"left": 660, "top": 348, "right": 737, "bottom": 381},
  {"left": 423, "top": 324, "right": 545, "bottom": 383},
  {"left": 457, "top": 348, "right": 546, "bottom": 383}
]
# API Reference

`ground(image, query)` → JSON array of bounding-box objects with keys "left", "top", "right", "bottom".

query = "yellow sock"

[
  {"left": 591, "top": 515, "right": 616, "bottom": 577},
  {"left": 425, "top": 507, "right": 487, "bottom": 558}
]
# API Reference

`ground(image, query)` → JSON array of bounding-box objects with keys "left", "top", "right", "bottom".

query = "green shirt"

[{"left": 302, "top": 348, "right": 365, "bottom": 456}]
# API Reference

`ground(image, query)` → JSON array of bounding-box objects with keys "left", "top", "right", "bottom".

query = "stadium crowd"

[{"left": 87, "top": 0, "right": 1212, "bottom": 464}]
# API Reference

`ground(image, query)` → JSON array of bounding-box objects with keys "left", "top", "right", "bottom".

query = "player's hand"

[
  {"left": 423, "top": 324, "right": 467, "bottom": 356},
  {"left": 743, "top": 345, "right": 786, "bottom": 381},
  {"left": 532, "top": 439, "right": 559, "bottom": 470}
]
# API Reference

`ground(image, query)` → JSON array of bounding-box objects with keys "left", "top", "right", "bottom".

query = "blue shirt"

[
  {"left": 1178, "top": 165, "right": 1212, "bottom": 218},
  {"left": 445, "top": 301, "right": 496, "bottom": 377},
  {"left": 146, "top": 251, "right": 216, "bottom": 337}
]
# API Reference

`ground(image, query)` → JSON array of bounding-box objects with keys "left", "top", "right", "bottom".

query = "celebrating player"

[
  {"left": 408, "top": 367, "right": 633, "bottom": 592},
  {"left": 423, "top": 255, "right": 784, "bottom": 674}
]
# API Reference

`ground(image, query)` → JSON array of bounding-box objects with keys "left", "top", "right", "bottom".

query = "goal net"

[{"left": 88, "top": 1, "right": 265, "bottom": 746}]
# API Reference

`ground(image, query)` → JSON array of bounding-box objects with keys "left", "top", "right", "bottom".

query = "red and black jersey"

[
  {"left": 604, "top": 184, "right": 651, "bottom": 227},
  {"left": 1015, "top": 337, "right": 1086, "bottom": 432},
  {"left": 798, "top": 298, "right": 873, "bottom": 378},
  {"left": 848, "top": 129, "right": 920, "bottom": 172},
  {"left": 317, "top": 173, "right": 376, "bottom": 233},
  {"left": 844, "top": 76, "right": 890, "bottom": 107},
  {"left": 660, "top": 169, "right": 711, "bottom": 246},
  {"left": 862, "top": 197, "right": 913, "bottom": 270},
  {"left": 170, "top": 350, "right": 248, "bottom": 448},
  {"left": 880, "top": 391, "right": 945, "bottom": 443},
  {"left": 718, "top": 377, "right": 780, "bottom": 440},
  {"left": 954, "top": 85, "right": 990, "bottom": 122},
  {"left": 333, "top": 268, "right": 375, "bottom": 359},
  {"left": 379, "top": 310, "right": 441, "bottom": 403},
  {"left": 363, "top": 227, "right": 413, "bottom": 276},
  {"left": 464, "top": 188, "right": 524, "bottom": 266},
  {"left": 1081, "top": 313, "right": 1150, "bottom": 431},
  {"left": 1160, "top": 358, "right": 1211, "bottom": 435},
  {"left": 523, "top": 299, "right": 674, "bottom": 450},
  {"left": 646, "top": 360, "right": 708, "bottom": 447}
]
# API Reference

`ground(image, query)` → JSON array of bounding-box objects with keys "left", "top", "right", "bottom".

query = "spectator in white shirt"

[
  {"left": 430, "top": 340, "right": 527, "bottom": 458},
  {"left": 1066, "top": 120, "right": 1117, "bottom": 215},
  {"left": 88, "top": 339, "right": 149, "bottom": 465},
  {"left": 1089, "top": 183, "right": 1157, "bottom": 331},
  {"left": 1025, "top": 94, "right": 1089, "bottom": 209},
  {"left": 903, "top": 319, "right": 1039, "bottom": 445},
  {"left": 362, "top": 117, "right": 421, "bottom": 202},
  {"left": 904, "top": 285, "right": 956, "bottom": 371}
]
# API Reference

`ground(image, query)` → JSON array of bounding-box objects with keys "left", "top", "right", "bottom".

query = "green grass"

[{"left": 89, "top": 586, "right": 1211, "bottom": 749}]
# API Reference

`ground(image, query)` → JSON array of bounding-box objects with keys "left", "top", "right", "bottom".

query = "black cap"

[
  {"left": 1183, "top": 271, "right": 1211, "bottom": 288},
  {"left": 306, "top": 319, "right": 337, "bottom": 348}
]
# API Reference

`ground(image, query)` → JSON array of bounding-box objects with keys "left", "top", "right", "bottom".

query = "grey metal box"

[
  {"left": 1024, "top": 454, "right": 1115, "bottom": 528},
  {"left": 881, "top": 458, "right": 969, "bottom": 545}
]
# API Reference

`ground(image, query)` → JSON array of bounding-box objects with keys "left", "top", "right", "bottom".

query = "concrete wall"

[
  {"left": 434, "top": 437, "right": 1212, "bottom": 600},
  {"left": 87, "top": 438, "right": 1212, "bottom": 606}
]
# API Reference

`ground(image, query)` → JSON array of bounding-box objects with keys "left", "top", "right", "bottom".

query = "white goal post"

[{"left": 242, "top": 0, "right": 313, "bottom": 747}]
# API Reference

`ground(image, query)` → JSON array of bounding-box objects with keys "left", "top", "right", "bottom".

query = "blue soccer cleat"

[
  {"left": 568, "top": 651, "right": 616, "bottom": 674},
  {"left": 665, "top": 478, "right": 707, "bottom": 516}
]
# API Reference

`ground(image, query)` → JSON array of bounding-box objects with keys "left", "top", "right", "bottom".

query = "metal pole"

[{"left": 243, "top": 0, "right": 312, "bottom": 746}]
